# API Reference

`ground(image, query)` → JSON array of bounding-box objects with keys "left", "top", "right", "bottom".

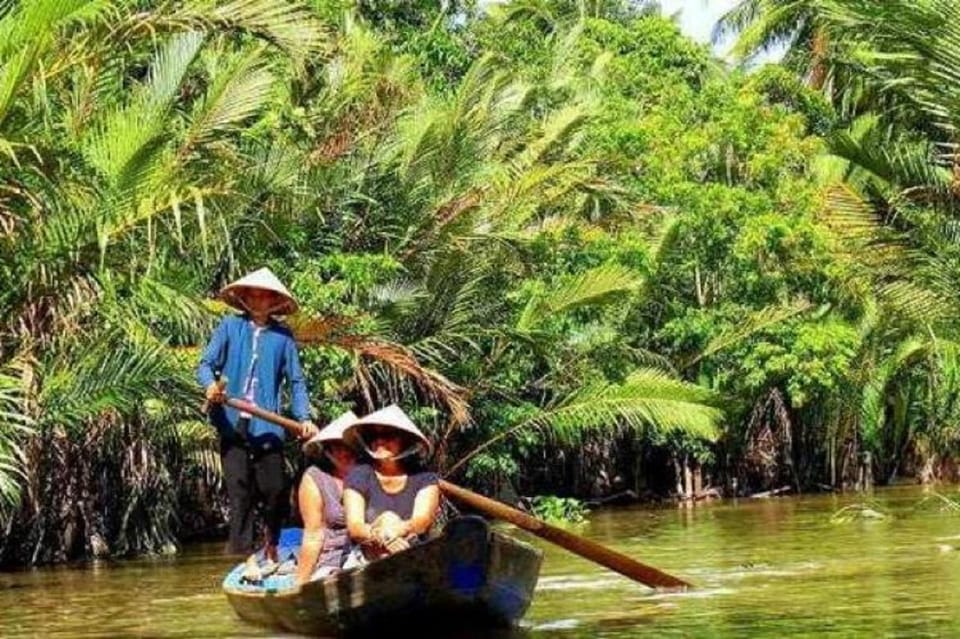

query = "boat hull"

[{"left": 223, "top": 517, "right": 543, "bottom": 636}]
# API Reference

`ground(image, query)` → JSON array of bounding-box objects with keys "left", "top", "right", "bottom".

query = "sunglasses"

[{"left": 365, "top": 425, "right": 401, "bottom": 440}]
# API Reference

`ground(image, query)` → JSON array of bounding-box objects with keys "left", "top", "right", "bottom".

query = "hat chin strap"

[{"left": 358, "top": 434, "right": 421, "bottom": 462}]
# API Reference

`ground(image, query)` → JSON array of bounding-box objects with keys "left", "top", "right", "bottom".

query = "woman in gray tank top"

[
  {"left": 343, "top": 405, "right": 440, "bottom": 561},
  {"left": 296, "top": 410, "right": 359, "bottom": 584}
]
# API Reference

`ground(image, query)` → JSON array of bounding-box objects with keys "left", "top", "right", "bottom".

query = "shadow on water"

[{"left": 4, "top": 485, "right": 960, "bottom": 637}]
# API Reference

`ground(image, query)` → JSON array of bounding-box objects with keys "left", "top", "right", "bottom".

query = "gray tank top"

[{"left": 304, "top": 467, "right": 349, "bottom": 570}]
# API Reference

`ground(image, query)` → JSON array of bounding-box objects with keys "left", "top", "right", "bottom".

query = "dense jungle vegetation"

[{"left": 2, "top": 0, "right": 960, "bottom": 565}]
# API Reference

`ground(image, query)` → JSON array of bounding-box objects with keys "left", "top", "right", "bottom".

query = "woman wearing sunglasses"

[{"left": 342, "top": 405, "right": 440, "bottom": 560}]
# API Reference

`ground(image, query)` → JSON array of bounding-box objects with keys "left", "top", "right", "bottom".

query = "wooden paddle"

[
  {"left": 209, "top": 398, "right": 691, "bottom": 591},
  {"left": 220, "top": 397, "right": 311, "bottom": 439},
  {"left": 437, "top": 480, "right": 690, "bottom": 591}
]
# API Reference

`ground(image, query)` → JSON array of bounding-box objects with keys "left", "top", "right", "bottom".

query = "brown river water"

[{"left": 3, "top": 485, "right": 960, "bottom": 637}]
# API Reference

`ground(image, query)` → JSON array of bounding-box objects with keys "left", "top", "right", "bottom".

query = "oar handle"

[
  {"left": 438, "top": 480, "right": 691, "bottom": 591},
  {"left": 219, "top": 397, "right": 307, "bottom": 440}
]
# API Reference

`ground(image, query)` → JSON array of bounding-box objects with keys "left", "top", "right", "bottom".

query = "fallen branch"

[{"left": 749, "top": 485, "right": 792, "bottom": 499}]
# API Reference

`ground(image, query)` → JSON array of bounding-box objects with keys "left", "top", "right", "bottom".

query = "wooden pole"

[
  {"left": 211, "top": 398, "right": 691, "bottom": 591},
  {"left": 438, "top": 480, "right": 691, "bottom": 591},
  {"left": 222, "top": 397, "right": 305, "bottom": 439}
]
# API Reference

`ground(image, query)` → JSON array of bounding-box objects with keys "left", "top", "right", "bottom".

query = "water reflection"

[{"left": 4, "top": 486, "right": 960, "bottom": 637}]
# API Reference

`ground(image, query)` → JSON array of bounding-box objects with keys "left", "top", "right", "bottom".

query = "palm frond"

[
  {"left": 875, "top": 280, "right": 956, "bottom": 325},
  {"left": 0, "top": 43, "right": 39, "bottom": 129},
  {"left": 517, "top": 264, "right": 641, "bottom": 333},
  {"left": 99, "top": 274, "right": 219, "bottom": 346},
  {"left": 37, "top": 326, "right": 190, "bottom": 430},
  {"left": 179, "top": 48, "right": 275, "bottom": 157},
  {"left": 727, "top": 1, "right": 811, "bottom": 62},
  {"left": 0, "top": 0, "right": 114, "bottom": 58},
  {"left": 387, "top": 54, "right": 529, "bottom": 194},
  {"left": 828, "top": 121, "right": 953, "bottom": 209},
  {"left": 487, "top": 159, "right": 598, "bottom": 231},
  {"left": 140, "top": 0, "right": 330, "bottom": 65},
  {"left": 688, "top": 300, "right": 815, "bottom": 367},
  {"left": 447, "top": 368, "right": 722, "bottom": 475},
  {"left": 493, "top": 0, "right": 559, "bottom": 32},
  {"left": 541, "top": 368, "right": 722, "bottom": 442},
  {"left": 712, "top": 0, "right": 764, "bottom": 44},
  {"left": 0, "top": 362, "right": 32, "bottom": 519},
  {"left": 515, "top": 103, "right": 590, "bottom": 170},
  {"left": 408, "top": 263, "right": 491, "bottom": 368},
  {"left": 821, "top": 183, "right": 960, "bottom": 324},
  {"left": 292, "top": 316, "right": 470, "bottom": 425},
  {"left": 340, "top": 335, "right": 470, "bottom": 427},
  {"left": 82, "top": 31, "right": 204, "bottom": 185},
  {"left": 861, "top": 335, "right": 926, "bottom": 448},
  {"left": 645, "top": 213, "right": 683, "bottom": 268}
]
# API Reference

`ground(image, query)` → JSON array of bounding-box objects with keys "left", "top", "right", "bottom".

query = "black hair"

[
  {"left": 313, "top": 452, "right": 337, "bottom": 475},
  {"left": 309, "top": 441, "right": 357, "bottom": 474}
]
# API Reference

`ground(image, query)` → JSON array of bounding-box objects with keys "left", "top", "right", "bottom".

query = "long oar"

[
  {"left": 212, "top": 398, "right": 691, "bottom": 591},
  {"left": 220, "top": 397, "right": 309, "bottom": 438},
  {"left": 438, "top": 480, "right": 690, "bottom": 591}
]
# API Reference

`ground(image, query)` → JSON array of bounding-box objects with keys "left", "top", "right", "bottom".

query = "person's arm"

[
  {"left": 373, "top": 482, "right": 440, "bottom": 553},
  {"left": 283, "top": 336, "right": 316, "bottom": 438},
  {"left": 343, "top": 487, "right": 376, "bottom": 544},
  {"left": 296, "top": 476, "right": 325, "bottom": 585},
  {"left": 198, "top": 319, "right": 228, "bottom": 401},
  {"left": 283, "top": 336, "right": 310, "bottom": 421},
  {"left": 403, "top": 483, "right": 440, "bottom": 537}
]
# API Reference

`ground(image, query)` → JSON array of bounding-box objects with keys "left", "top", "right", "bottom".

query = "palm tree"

[
  {"left": 765, "top": 0, "right": 960, "bottom": 485},
  {"left": 294, "top": 33, "right": 727, "bottom": 477},
  {"left": 0, "top": 3, "right": 727, "bottom": 562},
  {"left": 0, "top": 0, "right": 331, "bottom": 563},
  {"left": 714, "top": 0, "right": 870, "bottom": 92},
  {"left": 714, "top": 0, "right": 827, "bottom": 75}
]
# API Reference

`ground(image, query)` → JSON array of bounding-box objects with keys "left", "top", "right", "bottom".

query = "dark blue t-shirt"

[{"left": 344, "top": 464, "right": 438, "bottom": 522}]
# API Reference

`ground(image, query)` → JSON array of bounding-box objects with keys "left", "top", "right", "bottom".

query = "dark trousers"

[{"left": 221, "top": 440, "right": 287, "bottom": 555}]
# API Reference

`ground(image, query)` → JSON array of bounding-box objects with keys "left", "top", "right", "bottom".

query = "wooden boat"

[{"left": 223, "top": 516, "right": 543, "bottom": 636}]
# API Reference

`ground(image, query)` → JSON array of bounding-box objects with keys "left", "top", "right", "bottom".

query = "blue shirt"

[{"left": 196, "top": 314, "right": 310, "bottom": 448}]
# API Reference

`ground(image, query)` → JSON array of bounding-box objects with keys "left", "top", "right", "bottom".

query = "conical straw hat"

[
  {"left": 303, "top": 410, "right": 358, "bottom": 457},
  {"left": 344, "top": 405, "right": 432, "bottom": 456},
  {"left": 220, "top": 267, "right": 298, "bottom": 315}
]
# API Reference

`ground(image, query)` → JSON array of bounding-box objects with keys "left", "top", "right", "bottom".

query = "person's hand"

[
  {"left": 372, "top": 518, "right": 406, "bottom": 543},
  {"left": 205, "top": 381, "right": 226, "bottom": 404},
  {"left": 372, "top": 520, "right": 410, "bottom": 553},
  {"left": 298, "top": 421, "right": 319, "bottom": 441},
  {"left": 361, "top": 523, "right": 378, "bottom": 545},
  {"left": 383, "top": 536, "right": 411, "bottom": 553}
]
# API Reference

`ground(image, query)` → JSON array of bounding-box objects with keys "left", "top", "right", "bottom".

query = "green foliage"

[
  {"left": 749, "top": 65, "right": 837, "bottom": 136},
  {"left": 739, "top": 320, "right": 861, "bottom": 408},
  {"left": 720, "top": 0, "right": 960, "bottom": 487},
  {"left": 6, "top": 0, "right": 960, "bottom": 565},
  {"left": 529, "top": 495, "right": 588, "bottom": 524}
]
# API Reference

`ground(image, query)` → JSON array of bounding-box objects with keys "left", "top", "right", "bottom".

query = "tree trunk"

[
  {"left": 857, "top": 451, "right": 874, "bottom": 492},
  {"left": 829, "top": 435, "right": 836, "bottom": 487},
  {"left": 673, "top": 456, "right": 684, "bottom": 498},
  {"left": 809, "top": 27, "right": 828, "bottom": 91}
]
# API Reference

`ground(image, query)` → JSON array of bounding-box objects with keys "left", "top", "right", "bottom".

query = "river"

[{"left": 3, "top": 485, "right": 960, "bottom": 637}]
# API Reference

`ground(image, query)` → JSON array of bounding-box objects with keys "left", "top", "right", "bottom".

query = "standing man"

[{"left": 197, "top": 267, "right": 319, "bottom": 567}]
